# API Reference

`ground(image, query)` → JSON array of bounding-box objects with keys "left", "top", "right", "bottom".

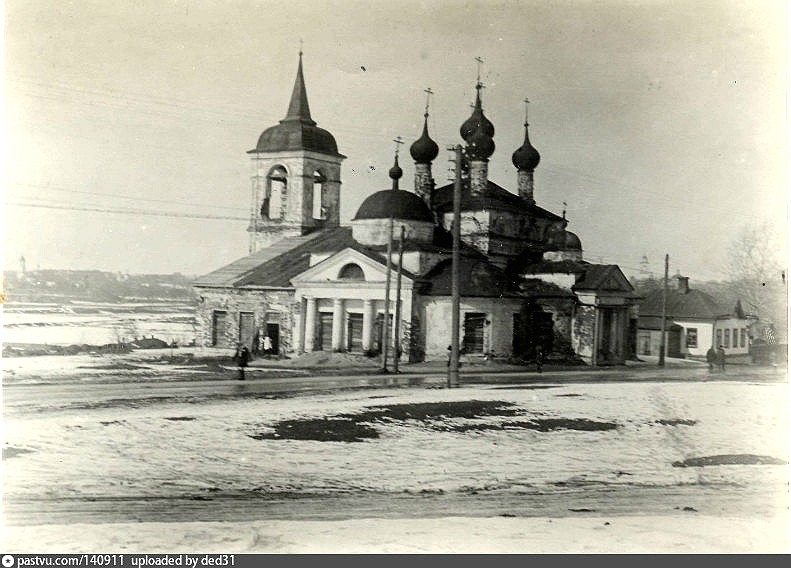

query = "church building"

[{"left": 194, "top": 54, "right": 639, "bottom": 365}]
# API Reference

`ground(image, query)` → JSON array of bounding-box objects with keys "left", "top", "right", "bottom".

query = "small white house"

[{"left": 637, "top": 276, "right": 755, "bottom": 359}]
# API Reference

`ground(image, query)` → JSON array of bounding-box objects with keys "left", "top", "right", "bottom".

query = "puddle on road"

[
  {"left": 673, "top": 454, "right": 786, "bottom": 467},
  {"left": 250, "top": 400, "right": 618, "bottom": 442}
]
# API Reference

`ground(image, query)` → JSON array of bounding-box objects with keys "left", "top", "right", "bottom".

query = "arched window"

[
  {"left": 264, "top": 166, "right": 288, "bottom": 220},
  {"left": 338, "top": 263, "right": 365, "bottom": 281},
  {"left": 313, "top": 170, "right": 326, "bottom": 220}
]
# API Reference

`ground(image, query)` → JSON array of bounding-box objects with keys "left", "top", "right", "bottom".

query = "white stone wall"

[
  {"left": 417, "top": 296, "right": 523, "bottom": 359},
  {"left": 194, "top": 286, "right": 297, "bottom": 353},
  {"left": 674, "top": 320, "right": 714, "bottom": 358}
]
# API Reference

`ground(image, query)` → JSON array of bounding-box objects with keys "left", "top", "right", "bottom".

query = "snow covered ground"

[{"left": 2, "top": 374, "right": 788, "bottom": 552}]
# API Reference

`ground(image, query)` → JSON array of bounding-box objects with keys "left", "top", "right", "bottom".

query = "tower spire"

[{"left": 283, "top": 47, "right": 315, "bottom": 124}]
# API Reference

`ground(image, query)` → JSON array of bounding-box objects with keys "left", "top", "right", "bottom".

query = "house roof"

[
  {"left": 573, "top": 264, "right": 634, "bottom": 293},
  {"left": 638, "top": 316, "right": 683, "bottom": 331},
  {"left": 194, "top": 227, "right": 356, "bottom": 288},
  {"left": 639, "top": 288, "right": 732, "bottom": 320},
  {"left": 432, "top": 179, "right": 563, "bottom": 221}
]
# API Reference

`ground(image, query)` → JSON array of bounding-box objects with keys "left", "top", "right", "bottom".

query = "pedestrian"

[
  {"left": 535, "top": 344, "right": 543, "bottom": 374},
  {"left": 263, "top": 335, "right": 273, "bottom": 358},
  {"left": 233, "top": 343, "right": 250, "bottom": 380},
  {"left": 252, "top": 329, "right": 261, "bottom": 357},
  {"left": 717, "top": 345, "right": 726, "bottom": 372},
  {"left": 706, "top": 345, "right": 717, "bottom": 373}
]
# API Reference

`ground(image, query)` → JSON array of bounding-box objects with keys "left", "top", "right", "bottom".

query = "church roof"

[
  {"left": 194, "top": 227, "right": 355, "bottom": 288},
  {"left": 353, "top": 188, "right": 434, "bottom": 223},
  {"left": 639, "top": 288, "right": 733, "bottom": 320},
  {"left": 432, "top": 179, "right": 564, "bottom": 220},
  {"left": 420, "top": 257, "right": 524, "bottom": 298},
  {"left": 248, "top": 54, "right": 344, "bottom": 157}
]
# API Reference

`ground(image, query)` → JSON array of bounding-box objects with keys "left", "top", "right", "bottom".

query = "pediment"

[{"left": 291, "top": 247, "right": 412, "bottom": 284}]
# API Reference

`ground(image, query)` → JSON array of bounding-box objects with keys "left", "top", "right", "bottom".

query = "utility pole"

[
  {"left": 393, "top": 225, "right": 406, "bottom": 373},
  {"left": 658, "top": 253, "right": 669, "bottom": 367},
  {"left": 448, "top": 145, "right": 463, "bottom": 388},
  {"left": 381, "top": 215, "right": 394, "bottom": 373}
]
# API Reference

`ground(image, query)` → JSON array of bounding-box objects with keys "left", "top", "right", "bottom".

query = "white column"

[
  {"left": 304, "top": 297, "right": 317, "bottom": 352},
  {"left": 331, "top": 298, "right": 345, "bottom": 351},
  {"left": 293, "top": 299, "right": 304, "bottom": 354},
  {"left": 362, "top": 299, "right": 374, "bottom": 353}
]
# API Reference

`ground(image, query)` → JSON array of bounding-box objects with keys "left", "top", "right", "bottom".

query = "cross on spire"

[
  {"left": 562, "top": 201, "right": 567, "bottom": 220},
  {"left": 524, "top": 97, "right": 530, "bottom": 125},
  {"left": 299, "top": 38, "right": 303, "bottom": 56},
  {"left": 475, "top": 56, "right": 484, "bottom": 84},
  {"left": 423, "top": 87, "right": 434, "bottom": 116},
  {"left": 393, "top": 136, "right": 404, "bottom": 156}
]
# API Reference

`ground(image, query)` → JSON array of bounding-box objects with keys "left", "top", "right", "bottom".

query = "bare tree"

[{"left": 726, "top": 221, "right": 787, "bottom": 338}]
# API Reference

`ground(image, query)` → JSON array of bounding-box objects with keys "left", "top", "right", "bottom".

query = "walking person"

[
  {"left": 535, "top": 344, "right": 544, "bottom": 374},
  {"left": 233, "top": 343, "right": 250, "bottom": 380},
  {"left": 717, "top": 345, "right": 726, "bottom": 372},
  {"left": 263, "top": 335, "right": 273, "bottom": 358},
  {"left": 706, "top": 345, "right": 717, "bottom": 373}
]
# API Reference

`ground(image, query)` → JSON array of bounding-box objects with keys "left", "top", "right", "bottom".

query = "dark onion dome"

[
  {"left": 548, "top": 229, "right": 582, "bottom": 250},
  {"left": 353, "top": 189, "right": 434, "bottom": 223},
  {"left": 409, "top": 115, "right": 440, "bottom": 164},
  {"left": 512, "top": 122, "right": 541, "bottom": 171},
  {"left": 459, "top": 84, "right": 495, "bottom": 142},
  {"left": 247, "top": 53, "right": 344, "bottom": 157},
  {"left": 466, "top": 122, "right": 495, "bottom": 160},
  {"left": 389, "top": 154, "right": 403, "bottom": 181}
]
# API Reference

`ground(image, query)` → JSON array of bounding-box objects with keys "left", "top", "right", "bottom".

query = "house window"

[
  {"left": 716, "top": 329, "right": 722, "bottom": 347},
  {"left": 740, "top": 328, "right": 746, "bottom": 348},
  {"left": 686, "top": 328, "right": 698, "bottom": 348},
  {"left": 463, "top": 312, "right": 486, "bottom": 354},
  {"left": 724, "top": 329, "right": 730, "bottom": 348},
  {"left": 733, "top": 329, "right": 738, "bottom": 348},
  {"left": 338, "top": 263, "right": 365, "bottom": 281}
]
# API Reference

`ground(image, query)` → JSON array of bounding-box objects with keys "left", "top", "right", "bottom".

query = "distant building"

[
  {"left": 194, "top": 54, "right": 639, "bottom": 365},
  {"left": 637, "top": 275, "right": 756, "bottom": 359}
]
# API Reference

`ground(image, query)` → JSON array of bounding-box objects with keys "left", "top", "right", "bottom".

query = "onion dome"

[
  {"left": 409, "top": 115, "right": 439, "bottom": 164},
  {"left": 353, "top": 189, "right": 434, "bottom": 223},
  {"left": 389, "top": 154, "right": 403, "bottom": 182},
  {"left": 248, "top": 53, "right": 343, "bottom": 157},
  {"left": 460, "top": 84, "right": 495, "bottom": 142},
  {"left": 548, "top": 229, "right": 582, "bottom": 250},
  {"left": 466, "top": 121, "right": 495, "bottom": 161},
  {"left": 512, "top": 121, "right": 541, "bottom": 172}
]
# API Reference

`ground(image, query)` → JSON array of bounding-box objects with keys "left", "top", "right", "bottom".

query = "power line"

[
  {"left": 5, "top": 201, "right": 248, "bottom": 221},
  {"left": 8, "top": 182, "right": 247, "bottom": 213}
]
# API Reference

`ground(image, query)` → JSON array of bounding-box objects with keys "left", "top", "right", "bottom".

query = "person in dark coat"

[
  {"left": 233, "top": 344, "right": 250, "bottom": 380},
  {"left": 706, "top": 346, "right": 717, "bottom": 372},
  {"left": 535, "top": 344, "right": 544, "bottom": 374},
  {"left": 717, "top": 345, "right": 726, "bottom": 372}
]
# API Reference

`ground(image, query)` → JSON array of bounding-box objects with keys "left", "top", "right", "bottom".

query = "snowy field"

[
  {"left": 1, "top": 301, "right": 196, "bottom": 345},
  {"left": 2, "top": 376, "right": 789, "bottom": 552}
]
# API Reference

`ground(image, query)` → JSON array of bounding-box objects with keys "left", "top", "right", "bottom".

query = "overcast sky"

[{"left": 3, "top": 0, "right": 787, "bottom": 281}]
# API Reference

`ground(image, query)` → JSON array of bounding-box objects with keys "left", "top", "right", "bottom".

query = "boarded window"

[
  {"left": 740, "top": 328, "right": 747, "bottom": 348},
  {"left": 724, "top": 329, "right": 730, "bottom": 348},
  {"left": 211, "top": 311, "right": 228, "bottom": 347},
  {"left": 463, "top": 312, "right": 486, "bottom": 354},
  {"left": 347, "top": 313, "right": 364, "bottom": 352}
]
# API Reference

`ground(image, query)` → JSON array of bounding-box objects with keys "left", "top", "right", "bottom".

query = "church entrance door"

[
  {"left": 318, "top": 313, "right": 333, "bottom": 351},
  {"left": 347, "top": 313, "right": 363, "bottom": 352}
]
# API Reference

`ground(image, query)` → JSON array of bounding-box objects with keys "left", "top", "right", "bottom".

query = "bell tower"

[{"left": 247, "top": 52, "right": 345, "bottom": 252}]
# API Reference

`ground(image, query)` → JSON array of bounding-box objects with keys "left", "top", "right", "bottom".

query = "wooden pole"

[
  {"left": 393, "top": 225, "right": 406, "bottom": 373},
  {"left": 658, "top": 253, "right": 669, "bottom": 367},
  {"left": 381, "top": 215, "right": 394, "bottom": 373},
  {"left": 448, "top": 145, "right": 462, "bottom": 388}
]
